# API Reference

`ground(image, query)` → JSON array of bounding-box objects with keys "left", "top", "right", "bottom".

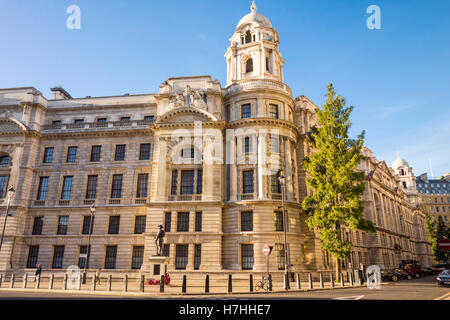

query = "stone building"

[
  {"left": 0, "top": 3, "right": 431, "bottom": 277},
  {"left": 415, "top": 172, "right": 450, "bottom": 226}
]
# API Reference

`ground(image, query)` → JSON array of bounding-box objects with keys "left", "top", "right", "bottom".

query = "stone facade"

[{"left": 0, "top": 3, "right": 431, "bottom": 276}]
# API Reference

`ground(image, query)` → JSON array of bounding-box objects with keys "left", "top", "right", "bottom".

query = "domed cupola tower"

[{"left": 225, "top": 1, "right": 284, "bottom": 86}]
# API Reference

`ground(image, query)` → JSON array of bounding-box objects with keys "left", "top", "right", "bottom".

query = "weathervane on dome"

[{"left": 251, "top": 1, "right": 257, "bottom": 13}]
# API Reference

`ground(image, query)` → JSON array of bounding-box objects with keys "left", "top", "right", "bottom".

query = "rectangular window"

[
  {"left": 164, "top": 212, "right": 172, "bottom": 232},
  {"left": 37, "top": 177, "right": 49, "bottom": 200},
  {"left": 195, "top": 212, "right": 202, "bottom": 232},
  {"left": 270, "top": 136, "right": 280, "bottom": 153},
  {"left": 108, "top": 216, "right": 120, "bottom": 234},
  {"left": 181, "top": 170, "right": 194, "bottom": 195},
  {"left": 197, "top": 170, "right": 203, "bottom": 195},
  {"left": 139, "top": 144, "right": 151, "bottom": 161},
  {"left": 181, "top": 147, "right": 195, "bottom": 159},
  {"left": 78, "top": 245, "right": 91, "bottom": 269},
  {"left": 52, "top": 245, "right": 65, "bottom": 269},
  {"left": 175, "top": 245, "right": 188, "bottom": 270},
  {"left": 32, "top": 216, "right": 44, "bottom": 235},
  {"left": 275, "top": 211, "right": 284, "bottom": 231},
  {"left": 120, "top": 116, "right": 131, "bottom": 122},
  {"left": 82, "top": 216, "right": 94, "bottom": 235},
  {"left": 105, "top": 246, "right": 117, "bottom": 269},
  {"left": 0, "top": 176, "right": 8, "bottom": 198},
  {"left": 66, "top": 146, "right": 78, "bottom": 163},
  {"left": 242, "top": 170, "right": 254, "bottom": 194},
  {"left": 85, "top": 175, "right": 98, "bottom": 199},
  {"left": 171, "top": 170, "right": 178, "bottom": 195},
  {"left": 241, "top": 104, "right": 251, "bottom": 119},
  {"left": 131, "top": 246, "right": 144, "bottom": 269},
  {"left": 114, "top": 145, "right": 126, "bottom": 161},
  {"left": 61, "top": 176, "right": 74, "bottom": 200},
  {"left": 90, "top": 145, "right": 102, "bottom": 162},
  {"left": 241, "top": 244, "right": 254, "bottom": 270},
  {"left": 271, "top": 174, "right": 282, "bottom": 194},
  {"left": 74, "top": 119, "right": 84, "bottom": 124},
  {"left": 97, "top": 118, "right": 107, "bottom": 123},
  {"left": 177, "top": 212, "right": 189, "bottom": 232},
  {"left": 144, "top": 115, "right": 155, "bottom": 121},
  {"left": 26, "top": 245, "right": 39, "bottom": 268},
  {"left": 276, "top": 243, "right": 285, "bottom": 270},
  {"left": 136, "top": 174, "right": 148, "bottom": 198},
  {"left": 43, "top": 147, "right": 54, "bottom": 163},
  {"left": 111, "top": 174, "right": 123, "bottom": 198},
  {"left": 134, "top": 215, "right": 146, "bottom": 234},
  {"left": 57, "top": 216, "right": 69, "bottom": 235},
  {"left": 241, "top": 211, "right": 253, "bottom": 231},
  {"left": 52, "top": 120, "right": 62, "bottom": 125},
  {"left": 194, "top": 244, "right": 201, "bottom": 270},
  {"left": 243, "top": 136, "right": 252, "bottom": 153},
  {"left": 269, "top": 104, "right": 279, "bottom": 119}
]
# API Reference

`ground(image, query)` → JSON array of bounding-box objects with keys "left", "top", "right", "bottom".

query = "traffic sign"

[
  {"left": 263, "top": 245, "right": 271, "bottom": 256},
  {"left": 438, "top": 239, "right": 450, "bottom": 251}
]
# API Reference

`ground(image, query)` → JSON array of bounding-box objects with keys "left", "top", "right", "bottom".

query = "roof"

[{"left": 236, "top": 1, "right": 272, "bottom": 29}]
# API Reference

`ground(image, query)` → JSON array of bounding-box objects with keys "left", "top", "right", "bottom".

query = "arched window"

[
  {"left": 0, "top": 156, "right": 10, "bottom": 165},
  {"left": 245, "top": 31, "right": 252, "bottom": 44},
  {"left": 402, "top": 182, "right": 407, "bottom": 188},
  {"left": 246, "top": 58, "right": 253, "bottom": 73}
]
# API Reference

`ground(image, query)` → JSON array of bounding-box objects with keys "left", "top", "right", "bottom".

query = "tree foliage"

[
  {"left": 301, "top": 84, "right": 376, "bottom": 267},
  {"left": 426, "top": 214, "right": 450, "bottom": 263}
]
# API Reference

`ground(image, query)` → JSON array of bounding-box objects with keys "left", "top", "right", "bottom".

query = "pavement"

[{"left": 0, "top": 275, "right": 447, "bottom": 300}]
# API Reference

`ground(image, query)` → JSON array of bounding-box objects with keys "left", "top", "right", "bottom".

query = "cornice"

[
  {"left": 42, "top": 128, "right": 152, "bottom": 138},
  {"left": 226, "top": 117, "right": 300, "bottom": 137}
]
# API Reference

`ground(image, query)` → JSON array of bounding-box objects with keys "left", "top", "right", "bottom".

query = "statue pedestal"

[{"left": 142, "top": 256, "right": 170, "bottom": 276}]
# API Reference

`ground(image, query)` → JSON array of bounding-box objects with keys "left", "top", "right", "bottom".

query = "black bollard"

[
  {"left": 330, "top": 273, "right": 334, "bottom": 288},
  {"left": 249, "top": 274, "right": 253, "bottom": 292},
  {"left": 182, "top": 275, "right": 187, "bottom": 293},
  {"left": 268, "top": 274, "right": 273, "bottom": 291},
  {"left": 340, "top": 272, "right": 344, "bottom": 287},
  {"left": 140, "top": 274, "right": 145, "bottom": 292},
  {"left": 205, "top": 275, "right": 210, "bottom": 293},
  {"left": 308, "top": 273, "right": 313, "bottom": 289},
  {"left": 160, "top": 275, "right": 165, "bottom": 293},
  {"left": 228, "top": 274, "right": 232, "bottom": 293},
  {"left": 49, "top": 274, "right": 54, "bottom": 290},
  {"left": 296, "top": 273, "right": 301, "bottom": 290},
  {"left": 319, "top": 273, "right": 324, "bottom": 288}
]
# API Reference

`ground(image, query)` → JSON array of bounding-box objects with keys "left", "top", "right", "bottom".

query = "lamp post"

[
  {"left": 82, "top": 204, "right": 95, "bottom": 284},
  {"left": 277, "top": 170, "right": 290, "bottom": 290},
  {"left": 0, "top": 186, "right": 15, "bottom": 253}
]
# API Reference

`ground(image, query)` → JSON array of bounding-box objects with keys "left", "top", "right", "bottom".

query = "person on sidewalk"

[
  {"left": 95, "top": 267, "right": 102, "bottom": 285},
  {"left": 359, "top": 263, "right": 365, "bottom": 282},
  {"left": 35, "top": 264, "right": 41, "bottom": 282},
  {"left": 289, "top": 264, "right": 295, "bottom": 282}
]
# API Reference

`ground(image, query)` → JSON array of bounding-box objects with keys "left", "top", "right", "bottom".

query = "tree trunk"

[{"left": 335, "top": 222, "right": 342, "bottom": 280}]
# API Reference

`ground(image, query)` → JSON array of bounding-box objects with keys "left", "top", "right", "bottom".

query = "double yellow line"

[{"left": 435, "top": 291, "right": 450, "bottom": 300}]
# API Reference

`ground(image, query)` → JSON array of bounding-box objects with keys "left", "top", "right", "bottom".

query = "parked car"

[
  {"left": 422, "top": 267, "right": 437, "bottom": 276},
  {"left": 381, "top": 269, "right": 400, "bottom": 282},
  {"left": 436, "top": 269, "right": 450, "bottom": 286},
  {"left": 399, "top": 260, "right": 424, "bottom": 278},
  {"left": 431, "top": 263, "right": 450, "bottom": 273},
  {"left": 394, "top": 268, "right": 413, "bottom": 280}
]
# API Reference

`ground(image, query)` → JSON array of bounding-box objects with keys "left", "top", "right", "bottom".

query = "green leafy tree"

[
  {"left": 301, "top": 84, "right": 376, "bottom": 278},
  {"left": 427, "top": 214, "right": 450, "bottom": 263}
]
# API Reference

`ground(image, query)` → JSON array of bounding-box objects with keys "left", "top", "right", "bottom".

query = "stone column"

[
  {"left": 257, "top": 133, "right": 265, "bottom": 199},
  {"left": 284, "top": 138, "right": 293, "bottom": 201},
  {"left": 151, "top": 135, "right": 168, "bottom": 202},
  {"left": 228, "top": 135, "right": 237, "bottom": 201}
]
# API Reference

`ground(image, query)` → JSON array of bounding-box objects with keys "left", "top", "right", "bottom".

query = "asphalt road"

[{"left": 0, "top": 275, "right": 447, "bottom": 300}]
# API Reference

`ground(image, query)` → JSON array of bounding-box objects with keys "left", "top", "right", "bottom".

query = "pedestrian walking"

[
  {"left": 359, "top": 263, "right": 366, "bottom": 282},
  {"left": 289, "top": 264, "right": 295, "bottom": 282},
  {"left": 35, "top": 264, "right": 41, "bottom": 282},
  {"left": 95, "top": 267, "right": 102, "bottom": 285}
]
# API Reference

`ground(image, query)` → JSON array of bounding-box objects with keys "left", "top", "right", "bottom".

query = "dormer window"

[
  {"left": 246, "top": 59, "right": 253, "bottom": 73},
  {"left": 245, "top": 31, "right": 252, "bottom": 44}
]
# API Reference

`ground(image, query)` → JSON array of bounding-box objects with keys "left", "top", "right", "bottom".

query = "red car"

[{"left": 400, "top": 260, "right": 424, "bottom": 278}]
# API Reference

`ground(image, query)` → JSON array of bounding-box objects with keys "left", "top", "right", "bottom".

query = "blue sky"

[{"left": 1, "top": 0, "right": 449, "bottom": 177}]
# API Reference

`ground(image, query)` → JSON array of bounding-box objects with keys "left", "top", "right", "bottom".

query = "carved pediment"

[
  {"left": 156, "top": 107, "right": 217, "bottom": 125},
  {"left": 0, "top": 118, "right": 27, "bottom": 133},
  {"left": 168, "top": 85, "right": 207, "bottom": 110}
]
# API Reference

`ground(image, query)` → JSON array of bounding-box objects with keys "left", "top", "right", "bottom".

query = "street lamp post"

[
  {"left": 277, "top": 170, "right": 290, "bottom": 290},
  {"left": 82, "top": 204, "right": 95, "bottom": 284},
  {"left": 0, "top": 186, "right": 16, "bottom": 253}
]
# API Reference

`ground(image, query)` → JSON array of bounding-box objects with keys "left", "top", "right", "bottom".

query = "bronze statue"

[{"left": 155, "top": 225, "right": 165, "bottom": 256}]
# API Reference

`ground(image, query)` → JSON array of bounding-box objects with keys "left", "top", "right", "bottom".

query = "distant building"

[{"left": 416, "top": 172, "right": 450, "bottom": 226}]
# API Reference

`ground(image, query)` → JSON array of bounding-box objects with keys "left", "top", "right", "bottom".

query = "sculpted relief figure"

[{"left": 167, "top": 85, "right": 207, "bottom": 110}]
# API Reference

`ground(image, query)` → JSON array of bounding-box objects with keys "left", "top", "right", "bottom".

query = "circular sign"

[
  {"left": 263, "top": 245, "right": 271, "bottom": 256},
  {"left": 438, "top": 238, "right": 450, "bottom": 251}
]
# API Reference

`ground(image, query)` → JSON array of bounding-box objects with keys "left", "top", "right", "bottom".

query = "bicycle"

[{"left": 255, "top": 276, "right": 269, "bottom": 291}]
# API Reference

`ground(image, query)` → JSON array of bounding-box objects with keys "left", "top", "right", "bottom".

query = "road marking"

[
  {"left": 435, "top": 291, "right": 450, "bottom": 300},
  {"left": 333, "top": 295, "right": 364, "bottom": 300}
]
